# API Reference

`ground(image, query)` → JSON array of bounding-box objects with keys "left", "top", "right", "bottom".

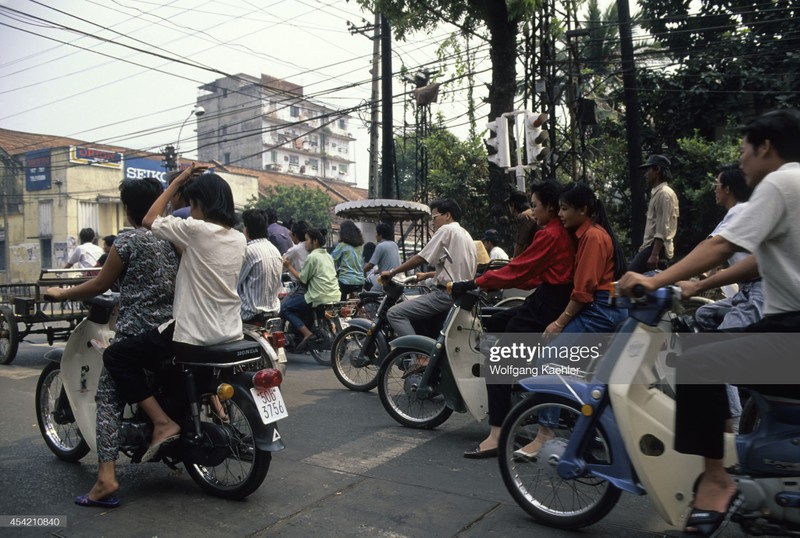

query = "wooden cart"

[{"left": 0, "top": 269, "right": 96, "bottom": 364}]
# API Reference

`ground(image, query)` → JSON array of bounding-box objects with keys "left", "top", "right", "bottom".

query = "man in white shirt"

[
  {"left": 382, "top": 199, "right": 477, "bottom": 338},
  {"left": 481, "top": 229, "right": 509, "bottom": 262},
  {"left": 65, "top": 228, "right": 104, "bottom": 268},
  {"left": 238, "top": 209, "right": 283, "bottom": 323}
]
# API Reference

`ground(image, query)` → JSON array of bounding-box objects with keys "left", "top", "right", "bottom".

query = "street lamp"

[{"left": 176, "top": 105, "right": 205, "bottom": 160}]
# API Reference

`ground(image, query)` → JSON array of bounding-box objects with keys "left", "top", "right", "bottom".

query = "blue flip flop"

[{"left": 74, "top": 494, "right": 121, "bottom": 509}]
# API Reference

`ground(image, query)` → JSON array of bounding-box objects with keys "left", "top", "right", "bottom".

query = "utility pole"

[
  {"left": 380, "top": 14, "right": 394, "bottom": 199},
  {"left": 617, "top": 0, "right": 645, "bottom": 250},
  {"left": 349, "top": 17, "right": 381, "bottom": 199}
]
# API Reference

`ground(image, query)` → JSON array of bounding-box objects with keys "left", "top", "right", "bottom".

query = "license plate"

[
  {"left": 250, "top": 387, "right": 289, "bottom": 425},
  {"left": 277, "top": 347, "right": 287, "bottom": 364}
]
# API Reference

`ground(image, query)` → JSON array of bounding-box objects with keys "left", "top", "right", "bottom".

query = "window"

[
  {"left": 309, "top": 159, "right": 319, "bottom": 171},
  {"left": 77, "top": 201, "right": 99, "bottom": 233},
  {"left": 222, "top": 88, "right": 228, "bottom": 98},
  {"left": 289, "top": 155, "right": 299, "bottom": 166},
  {"left": 290, "top": 106, "right": 300, "bottom": 118},
  {"left": 338, "top": 119, "right": 346, "bottom": 130},
  {"left": 271, "top": 151, "right": 277, "bottom": 163},
  {"left": 38, "top": 200, "right": 53, "bottom": 237},
  {"left": 339, "top": 164, "right": 348, "bottom": 174},
  {"left": 0, "top": 234, "right": 5, "bottom": 272},
  {"left": 219, "top": 125, "right": 227, "bottom": 137},
  {"left": 40, "top": 238, "right": 52, "bottom": 270},
  {"left": 224, "top": 153, "right": 230, "bottom": 165}
]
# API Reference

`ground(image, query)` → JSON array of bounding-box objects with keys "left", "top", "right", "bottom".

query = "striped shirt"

[{"left": 238, "top": 237, "right": 283, "bottom": 320}]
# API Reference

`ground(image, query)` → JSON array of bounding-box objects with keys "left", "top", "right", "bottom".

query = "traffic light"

[
  {"left": 524, "top": 112, "right": 549, "bottom": 165},
  {"left": 485, "top": 117, "right": 510, "bottom": 169},
  {"left": 163, "top": 145, "right": 177, "bottom": 171}
]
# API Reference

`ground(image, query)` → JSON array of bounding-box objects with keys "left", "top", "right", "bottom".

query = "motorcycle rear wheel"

[
  {"left": 498, "top": 394, "right": 621, "bottom": 530},
  {"left": 331, "top": 325, "right": 385, "bottom": 391},
  {"left": 377, "top": 348, "right": 452, "bottom": 429},
  {"left": 185, "top": 395, "right": 271, "bottom": 500},
  {"left": 35, "top": 362, "right": 90, "bottom": 462},
  {"left": 309, "top": 318, "right": 336, "bottom": 366}
]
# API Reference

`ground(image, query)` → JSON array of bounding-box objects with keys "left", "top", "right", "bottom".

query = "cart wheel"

[{"left": 0, "top": 305, "right": 19, "bottom": 365}]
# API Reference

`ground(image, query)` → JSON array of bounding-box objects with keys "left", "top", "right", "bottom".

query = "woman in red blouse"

[
  {"left": 514, "top": 182, "right": 629, "bottom": 459},
  {"left": 464, "top": 179, "right": 575, "bottom": 459}
]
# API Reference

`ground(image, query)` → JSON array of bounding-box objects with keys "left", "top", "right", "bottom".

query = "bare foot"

[
  {"left": 517, "top": 428, "right": 555, "bottom": 456},
  {"left": 478, "top": 439, "right": 497, "bottom": 452},
  {"left": 150, "top": 421, "right": 181, "bottom": 447},
  {"left": 87, "top": 478, "right": 118, "bottom": 501},
  {"left": 692, "top": 476, "right": 738, "bottom": 514}
]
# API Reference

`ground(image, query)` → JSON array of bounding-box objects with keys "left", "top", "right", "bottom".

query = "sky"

[{"left": 0, "top": 0, "right": 496, "bottom": 190}]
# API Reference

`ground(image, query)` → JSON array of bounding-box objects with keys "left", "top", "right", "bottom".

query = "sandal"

[{"left": 683, "top": 491, "right": 742, "bottom": 537}]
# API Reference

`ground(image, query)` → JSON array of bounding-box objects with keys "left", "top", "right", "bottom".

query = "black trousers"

[
  {"left": 627, "top": 243, "right": 670, "bottom": 273},
  {"left": 486, "top": 283, "right": 572, "bottom": 427},
  {"left": 103, "top": 323, "right": 176, "bottom": 404},
  {"left": 675, "top": 312, "right": 800, "bottom": 459}
]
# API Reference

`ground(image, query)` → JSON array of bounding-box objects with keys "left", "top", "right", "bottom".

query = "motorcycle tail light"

[
  {"left": 268, "top": 331, "right": 286, "bottom": 348},
  {"left": 217, "top": 383, "right": 234, "bottom": 401},
  {"left": 253, "top": 368, "right": 283, "bottom": 391},
  {"left": 340, "top": 306, "right": 354, "bottom": 317}
]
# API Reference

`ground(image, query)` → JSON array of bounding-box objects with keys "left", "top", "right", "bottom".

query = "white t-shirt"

[
  {"left": 489, "top": 246, "right": 509, "bottom": 261},
  {"left": 66, "top": 242, "right": 104, "bottom": 268},
  {"left": 284, "top": 242, "right": 309, "bottom": 281},
  {"left": 719, "top": 162, "right": 800, "bottom": 315},
  {"left": 708, "top": 202, "right": 749, "bottom": 266},
  {"left": 152, "top": 216, "right": 246, "bottom": 345},
  {"left": 418, "top": 222, "right": 477, "bottom": 285}
]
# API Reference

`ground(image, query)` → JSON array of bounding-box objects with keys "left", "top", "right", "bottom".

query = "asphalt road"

[{"left": 0, "top": 337, "right": 738, "bottom": 538}]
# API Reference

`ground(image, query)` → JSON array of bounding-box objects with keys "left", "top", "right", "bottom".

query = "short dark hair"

[
  {"left": 78, "top": 228, "right": 96, "bottom": 244},
  {"left": 376, "top": 222, "right": 394, "bottom": 241},
  {"left": 338, "top": 220, "right": 364, "bottom": 247},
  {"left": 740, "top": 109, "right": 800, "bottom": 162},
  {"left": 530, "top": 178, "right": 563, "bottom": 212},
  {"left": 242, "top": 208, "right": 269, "bottom": 240},
  {"left": 182, "top": 173, "right": 237, "bottom": 228},
  {"left": 291, "top": 220, "right": 310, "bottom": 240},
  {"left": 265, "top": 208, "right": 279, "bottom": 225},
  {"left": 718, "top": 164, "right": 753, "bottom": 202},
  {"left": 102, "top": 235, "right": 116, "bottom": 248},
  {"left": 306, "top": 227, "right": 327, "bottom": 247},
  {"left": 506, "top": 190, "right": 531, "bottom": 212},
  {"left": 429, "top": 198, "right": 462, "bottom": 222},
  {"left": 120, "top": 177, "right": 163, "bottom": 227}
]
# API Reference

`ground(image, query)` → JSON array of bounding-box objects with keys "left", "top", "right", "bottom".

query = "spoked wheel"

[
  {"left": 377, "top": 348, "right": 452, "bottom": 429},
  {"left": 331, "top": 326, "right": 386, "bottom": 391},
  {"left": 185, "top": 395, "right": 271, "bottom": 500},
  {"left": 309, "top": 319, "right": 336, "bottom": 366},
  {"left": 0, "top": 305, "right": 19, "bottom": 365},
  {"left": 35, "top": 362, "right": 90, "bottom": 462},
  {"left": 498, "top": 394, "right": 621, "bottom": 529}
]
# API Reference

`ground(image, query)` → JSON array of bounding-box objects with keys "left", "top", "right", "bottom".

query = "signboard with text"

[
  {"left": 124, "top": 157, "right": 168, "bottom": 187},
  {"left": 25, "top": 149, "right": 51, "bottom": 191},
  {"left": 69, "top": 146, "right": 123, "bottom": 169}
]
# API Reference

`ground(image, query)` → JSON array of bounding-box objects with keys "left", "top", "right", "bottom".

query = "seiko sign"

[{"left": 124, "top": 157, "right": 167, "bottom": 187}]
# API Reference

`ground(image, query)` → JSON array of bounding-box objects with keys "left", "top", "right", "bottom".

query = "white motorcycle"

[{"left": 35, "top": 292, "right": 287, "bottom": 499}]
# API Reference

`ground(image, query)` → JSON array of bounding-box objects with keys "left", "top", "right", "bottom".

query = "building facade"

[{"left": 196, "top": 74, "right": 356, "bottom": 182}]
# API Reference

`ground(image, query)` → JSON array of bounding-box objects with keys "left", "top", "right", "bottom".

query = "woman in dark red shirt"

[{"left": 464, "top": 179, "right": 575, "bottom": 459}]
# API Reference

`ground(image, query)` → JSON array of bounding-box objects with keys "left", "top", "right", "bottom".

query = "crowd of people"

[{"left": 54, "top": 109, "right": 797, "bottom": 537}]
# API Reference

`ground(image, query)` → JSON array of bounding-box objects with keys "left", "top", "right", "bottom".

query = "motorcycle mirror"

[{"left": 440, "top": 247, "right": 453, "bottom": 265}]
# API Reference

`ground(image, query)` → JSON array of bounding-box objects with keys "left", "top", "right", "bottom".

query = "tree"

[
  {"left": 354, "top": 0, "right": 537, "bottom": 234},
  {"left": 250, "top": 185, "right": 333, "bottom": 230}
]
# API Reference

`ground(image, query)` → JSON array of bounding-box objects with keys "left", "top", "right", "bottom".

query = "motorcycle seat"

[
  {"left": 359, "top": 291, "right": 384, "bottom": 300},
  {"left": 174, "top": 339, "right": 262, "bottom": 365}
]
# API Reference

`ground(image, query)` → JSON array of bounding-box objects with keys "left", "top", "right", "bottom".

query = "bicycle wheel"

[
  {"left": 331, "top": 325, "right": 385, "bottom": 391},
  {"left": 377, "top": 347, "right": 452, "bottom": 429},
  {"left": 498, "top": 394, "right": 621, "bottom": 529},
  {"left": 0, "top": 305, "right": 19, "bottom": 365}
]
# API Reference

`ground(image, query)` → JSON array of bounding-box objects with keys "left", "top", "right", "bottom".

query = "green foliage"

[
  {"left": 249, "top": 185, "right": 332, "bottom": 230},
  {"left": 423, "top": 126, "right": 490, "bottom": 237}
]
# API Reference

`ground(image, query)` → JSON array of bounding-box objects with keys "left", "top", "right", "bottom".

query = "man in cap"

[
  {"left": 628, "top": 154, "right": 679, "bottom": 272},
  {"left": 481, "top": 229, "right": 509, "bottom": 261}
]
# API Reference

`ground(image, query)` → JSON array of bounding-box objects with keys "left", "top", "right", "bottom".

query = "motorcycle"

[
  {"left": 35, "top": 293, "right": 287, "bottom": 500},
  {"left": 330, "top": 275, "right": 423, "bottom": 392},
  {"left": 497, "top": 284, "right": 800, "bottom": 536},
  {"left": 271, "top": 300, "right": 353, "bottom": 366}
]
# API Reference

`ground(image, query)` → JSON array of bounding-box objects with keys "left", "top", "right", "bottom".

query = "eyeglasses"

[{"left": 431, "top": 213, "right": 443, "bottom": 219}]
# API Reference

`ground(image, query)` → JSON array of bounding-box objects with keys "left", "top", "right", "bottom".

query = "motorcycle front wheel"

[
  {"left": 35, "top": 362, "right": 90, "bottom": 462},
  {"left": 331, "top": 325, "right": 385, "bottom": 392},
  {"left": 377, "top": 348, "right": 452, "bottom": 429},
  {"left": 185, "top": 395, "right": 271, "bottom": 500},
  {"left": 498, "top": 394, "right": 621, "bottom": 530}
]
